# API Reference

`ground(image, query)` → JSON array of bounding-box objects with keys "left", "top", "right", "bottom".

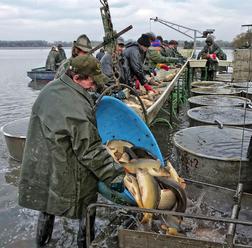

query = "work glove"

[
  {"left": 144, "top": 83, "right": 157, "bottom": 93},
  {"left": 207, "top": 53, "right": 217, "bottom": 60},
  {"left": 159, "top": 64, "right": 170, "bottom": 71},
  {"left": 135, "top": 79, "right": 141, "bottom": 90},
  {"left": 110, "top": 166, "right": 125, "bottom": 192},
  {"left": 113, "top": 90, "right": 126, "bottom": 100}
]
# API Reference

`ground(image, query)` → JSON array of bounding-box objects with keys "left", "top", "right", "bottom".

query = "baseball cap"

[{"left": 70, "top": 55, "right": 109, "bottom": 85}]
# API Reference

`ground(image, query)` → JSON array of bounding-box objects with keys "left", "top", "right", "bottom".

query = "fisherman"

[
  {"left": 57, "top": 43, "right": 67, "bottom": 63},
  {"left": 54, "top": 34, "right": 92, "bottom": 79},
  {"left": 145, "top": 38, "right": 179, "bottom": 74},
  {"left": 124, "top": 34, "right": 156, "bottom": 92},
  {"left": 100, "top": 37, "right": 131, "bottom": 85},
  {"left": 172, "top": 40, "right": 184, "bottom": 59},
  {"left": 156, "top": 35, "right": 167, "bottom": 57},
  {"left": 18, "top": 55, "right": 124, "bottom": 248},
  {"left": 197, "top": 35, "right": 227, "bottom": 80},
  {"left": 163, "top": 40, "right": 177, "bottom": 57},
  {"left": 96, "top": 48, "right": 105, "bottom": 61},
  {"left": 45, "top": 46, "right": 60, "bottom": 71}
]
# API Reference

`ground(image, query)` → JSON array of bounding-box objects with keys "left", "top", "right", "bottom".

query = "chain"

[{"left": 100, "top": 0, "right": 120, "bottom": 85}]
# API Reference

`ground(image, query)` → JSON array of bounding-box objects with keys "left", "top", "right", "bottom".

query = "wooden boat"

[{"left": 27, "top": 67, "right": 55, "bottom": 81}]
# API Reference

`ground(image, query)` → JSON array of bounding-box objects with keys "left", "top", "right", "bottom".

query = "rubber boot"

[
  {"left": 77, "top": 213, "right": 96, "bottom": 248},
  {"left": 36, "top": 212, "right": 55, "bottom": 247}
]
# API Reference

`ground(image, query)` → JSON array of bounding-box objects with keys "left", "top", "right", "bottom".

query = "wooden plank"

[{"left": 118, "top": 229, "right": 225, "bottom": 248}]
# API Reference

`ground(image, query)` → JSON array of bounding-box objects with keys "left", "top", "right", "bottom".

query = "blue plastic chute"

[{"left": 96, "top": 96, "right": 165, "bottom": 205}]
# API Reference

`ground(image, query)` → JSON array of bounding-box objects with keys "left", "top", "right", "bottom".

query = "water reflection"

[{"left": 5, "top": 158, "right": 21, "bottom": 187}]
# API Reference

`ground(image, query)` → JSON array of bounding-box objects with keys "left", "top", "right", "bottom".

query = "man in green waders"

[{"left": 18, "top": 55, "right": 123, "bottom": 248}]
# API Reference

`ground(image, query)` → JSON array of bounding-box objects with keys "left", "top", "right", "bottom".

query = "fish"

[
  {"left": 155, "top": 177, "right": 187, "bottom": 213},
  {"left": 118, "top": 152, "right": 130, "bottom": 163},
  {"left": 166, "top": 161, "right": 186, "bottom": 189},
  {"left": 106, "top": 140, "right": 133, "bottom": 163},
  {"left": 136, "top": 168, "right": 160, "bottom": 224},
  {"left": 106, "top": 140, "right": 133, "bottom": 154},
  {"left": 158, "top": 189, "right": 177, "bottom": 210},
  {"left": 123, "top": 174, "right": 143, "bottom": 208},
  {"left": 122, "top": 158, "right": 162, "bottom": 174}
]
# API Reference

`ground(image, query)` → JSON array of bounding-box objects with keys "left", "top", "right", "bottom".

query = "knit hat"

[
  {"left": 137, "top": 34, "right": 151, "bottom": 47},
  {"left": 168, "top": 40, "right": 177, "bottom": 45},
  {"left": 206, "top": 35, "right": 214, "bottom": 44},
  {"left": 145, "top": 32, "right": 156, "bottom": 41},
  {"left": 151, "top": 39, "right": 161, "bottom": 47},
  {"left": 69, "top": 55, "right": 109, "bottom": 86}
]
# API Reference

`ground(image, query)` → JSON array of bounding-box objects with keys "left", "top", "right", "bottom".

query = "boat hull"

[{"left": 27, "top": 67, "right": 55, "bottom": 81}]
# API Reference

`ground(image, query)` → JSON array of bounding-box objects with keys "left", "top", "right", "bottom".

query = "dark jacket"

[
  {"left": 45, "top": 50, "right": 60, "bottom": 71},
  {"left": 100, "top": 52, "right": 131, "bottom": 85},
  {"left": 18, "top": 74, "right": 118, "bottom": 219},
  {"left": 124, "top": 42, "right": 147, "bottom": 85},
  {"left": 197, "top": 43, "right": 227, "bottom": 70}
]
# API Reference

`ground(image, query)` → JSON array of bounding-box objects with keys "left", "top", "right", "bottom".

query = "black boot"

[
  {"left": 36, "top": 212, "right": 55, "bottom": 247},
  {"left": 77, "top": 213, "right": 96, "bottom": 248}
]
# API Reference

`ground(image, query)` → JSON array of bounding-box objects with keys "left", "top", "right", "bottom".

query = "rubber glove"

[
  {"left": 113, "top": 90, "right": 126, "bottom": 100},
  {"left": 144, "top": 83, "right": 156, "bottom": 93},
  {"left": 135, "top": 79, "right": 140, "bottom": 90},
  {"left": 159, "top": 64, "right": 170, "bottom": 71},
  {"left": 110, "top": 166, "right": 125, "bottom": 192}
]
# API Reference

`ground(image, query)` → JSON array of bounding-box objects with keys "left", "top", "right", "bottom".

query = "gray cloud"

[{"left": 0, "top": 0, "right": 250, "bottom": 41}]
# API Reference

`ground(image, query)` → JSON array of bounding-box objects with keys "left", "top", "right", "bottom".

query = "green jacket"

[
  {"left": 54, "top": 58, "right": 70, "bottom": 79},
  {"left": 45, "top": 50, "right": 60, "bottom": 71},
  {"left": 145, "top": 47, "right": 179, "bottom": 72},
  {"left": 19, "top": 74, "right": 118, "bottom": 219}
]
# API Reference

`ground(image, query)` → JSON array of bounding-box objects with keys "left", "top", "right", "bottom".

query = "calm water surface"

[{"left": 0, "top": 48, "right": 235, "bottom": 247}]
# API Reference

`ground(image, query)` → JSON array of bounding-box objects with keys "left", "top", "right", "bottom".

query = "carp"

[
  {"left": 106, "top": 140, "right": 133, "bottom": 163},
  {"left": 166, "top": 161, "right": 186, "bottom": 189},
  {"left": 158, "top": 189, "right": 177, "bottom": 210},
  {"left": 123, "top": 158, "right": 162, "bottom": 174},
  {"left": 136, "top": 169, "right": 160, "bottom": 224},
  {"left": 155, "top": 177, "right": 187, "bottom": 213},
  {"left": 123, "top": 174, "right": 143, "bottom": 208}
]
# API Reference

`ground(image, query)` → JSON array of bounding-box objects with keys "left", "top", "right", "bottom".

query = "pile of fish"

[
  {"left": 121, "top": 68, "right": 179, "bottom": 115},
  {"left": 106, "top": 140, "right": 187, "bottom": 235}
]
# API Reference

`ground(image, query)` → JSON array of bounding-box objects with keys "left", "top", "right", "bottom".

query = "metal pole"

[{"left": 193, "top": 30, "right": 197, "bottom": 57}]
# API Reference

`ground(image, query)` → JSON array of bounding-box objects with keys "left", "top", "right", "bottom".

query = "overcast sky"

[{"left": 0, "top": 0, "right": 251, "bottom": 42}]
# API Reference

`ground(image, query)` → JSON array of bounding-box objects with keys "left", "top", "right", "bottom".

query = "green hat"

[
  {"left": 70, "top": 55, "right": 109, "bottom": 85},
  {"left": 74, "top": 34, "right": 92, "bottom": 52}
]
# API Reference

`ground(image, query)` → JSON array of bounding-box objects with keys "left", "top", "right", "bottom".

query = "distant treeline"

[
  {"left": 0, "top": 40, "right": 101, "bottom": 48},
  {"left": 0, "top": 39, "right": 233, "bottom": 48}
]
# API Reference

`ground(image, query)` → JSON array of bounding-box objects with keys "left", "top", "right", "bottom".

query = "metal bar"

[
  {"left": 150, "top": 17, "right": 202, "bottom": 33},
  {"left": 169, "top": 93, "right": 173, "bottom": 125},
  {"left": 89, "top": 25, "right": 133, "bottom": 54},
  {"left": 176, "top": 79, "right": 180, "bottom": 114},
  {"left": 87, "top": 203, "right": 252, "bottom": 227},
  {"left": 225, "top": 183, "right": 244, "bottom": 248}
]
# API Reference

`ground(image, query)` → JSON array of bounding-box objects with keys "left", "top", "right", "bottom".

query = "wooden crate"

[
  {"left": 234, "top": 49, "right": 252, "bottom": 61},
  {"left": 218, "top": 60, "right": 232, "bottom": 67},
  {"left": 189, "top": 59, "right": 207, "bottom": 68}
]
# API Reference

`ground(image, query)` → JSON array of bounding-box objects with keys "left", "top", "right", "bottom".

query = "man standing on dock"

[
  {"left": 197, "top": 35, "right": 227, "bottom": 80},
  {"left": 18, "top": 55, "right": 123, "bottom": 248}
]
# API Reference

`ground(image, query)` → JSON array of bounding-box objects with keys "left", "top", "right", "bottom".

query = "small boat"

[{"left": 27, "top": 67, "right": 55, "bottom": 81}]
